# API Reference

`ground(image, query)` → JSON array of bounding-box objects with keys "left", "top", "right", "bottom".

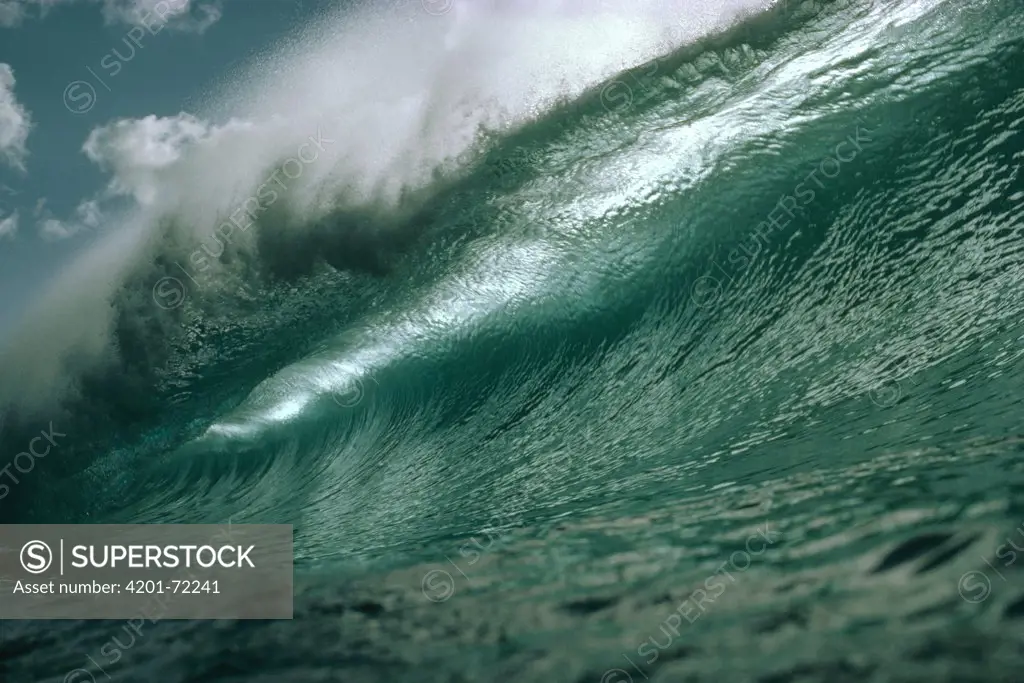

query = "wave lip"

[{"left": 0, "top": 0, "right": 777, "bottom": 420}]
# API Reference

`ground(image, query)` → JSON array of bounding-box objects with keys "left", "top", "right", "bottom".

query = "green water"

[{"left": 2, "top": 0, "right": 1024, "bottom": 680}]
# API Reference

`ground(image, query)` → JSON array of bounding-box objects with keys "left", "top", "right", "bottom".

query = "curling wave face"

[
  {"left": 5, "top": 0, "right": 1024, "bottom": 680},
  {"left": 0, "top": 0, "right": 768, "bottom": 416},
  {"left": 0, "top": 0, "right": 783, "bottom": 513},
  {"left": 0, "top": 0, "right": 1015, "bottom": 539}
]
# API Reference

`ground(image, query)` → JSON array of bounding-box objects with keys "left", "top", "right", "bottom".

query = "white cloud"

[
  {"left": 101, "top": 0, "right": 222, "bottom": 33},
  {"left": 0, "top": 1, "right": 25, "bottom": 26},
  {"left": 35, "top": 198, "right": 102, "bottom": 241},
  {"left": 0, "top": 63, "right": 31, "bottom": 171},
  {"left": 83, "top": 112, "right": 256, "bottom": 207},
  {"left": 0, "top": 0, "right": 222, "bottom": 32},
  {"left": 76, "top": 198, "right": 102, "bottom": 228},
  {"left": 38, "top": 217, "right": 74, "bottom": 241},
  {"left": 0, "top": 210, "right": 18, "bottom": 239},
  {"left": 84, "top": 113, "right": 210, "bottom": 170},
  {"left": 0, "top": 0, "right": 72, "bottom": 26},
  {"left": 83, "top": 113, "right": 211, "bottom": 206}
]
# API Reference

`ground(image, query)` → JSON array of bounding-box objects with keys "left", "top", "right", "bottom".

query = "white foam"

[{"left": 0, "top": 0, "right": 776, "bottom": 412}]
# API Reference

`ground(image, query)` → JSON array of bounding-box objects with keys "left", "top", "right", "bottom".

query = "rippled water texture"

[{"left": 2, "top": 0, "right": 1024, "bottom": 681}]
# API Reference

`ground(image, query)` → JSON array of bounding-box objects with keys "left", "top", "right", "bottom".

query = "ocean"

[{"left": 1, "top": 0, "right": 1023, "bottom": 680}]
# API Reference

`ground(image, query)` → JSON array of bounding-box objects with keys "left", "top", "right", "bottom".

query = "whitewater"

[{"left": 2, "top": 0, "right": 1024, "bottom": 681}]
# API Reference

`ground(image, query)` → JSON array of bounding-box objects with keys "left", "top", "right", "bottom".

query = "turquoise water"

[{"left": 2, "top": 0, "right": 1024, "bottom": 680}]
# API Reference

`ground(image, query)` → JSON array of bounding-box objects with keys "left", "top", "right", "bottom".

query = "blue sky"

[{"left": 0, "top": 0, "right": 336, "bottom": 335}]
